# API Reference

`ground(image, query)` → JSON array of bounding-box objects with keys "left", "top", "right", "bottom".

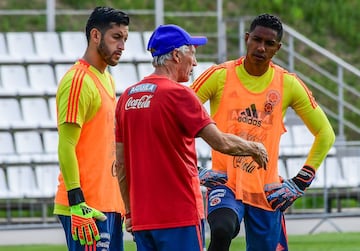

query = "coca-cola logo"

[{"left": 125, "top": 95, "right": 153, "bottom": 110}]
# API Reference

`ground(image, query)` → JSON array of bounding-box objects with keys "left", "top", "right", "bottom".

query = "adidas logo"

[
  {"left": 238, "top": 104, "right": 262, "bottom": 127},
  {"left": 80, "top": 204, "right": 93, "bottom": 215}
]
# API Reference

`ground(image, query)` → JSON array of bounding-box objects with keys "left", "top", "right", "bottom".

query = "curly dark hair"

[
  {"left": 249, "top": 13, "right": 283, "bottom": 42},
  {"left": 85, "top": 6, "right": 130, "bottom": 42}
]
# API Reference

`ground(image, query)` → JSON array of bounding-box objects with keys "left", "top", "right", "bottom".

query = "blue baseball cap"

[{"left": 147, "top": 24, "right": 208, "bottom": 57}]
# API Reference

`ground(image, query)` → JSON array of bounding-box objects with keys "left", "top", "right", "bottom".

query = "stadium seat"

[
  {"left": 109, "top": 63, "right": 139, "bottom": 93},
  {"left": 280, "top": 126, "right": 294, "bottom": 147},
  {"left": 7, "top": 165, "right": 42, "bottom": 198},
  {"left": 0, "top": 65, "right": 35, "bottom": 95},
  {"left": 285, "top": 156, "right": 328, "bottom": 188},
  {"left": 285, "top": 156, "right": 346, "bottom": 189},
  {"left": 6, "top": 32, "right": 44, "bottom": 62},
  {"left": 0, "top": 168, "right": 9, "bottom": 198},
  {"left": 14, "top": 131, "right": 43, "bottom": 155},
  {"left": 0, "top": 33, "right": 18, "bottom": 63},
  {"left": 0, "top": 98, "right": 23, "bottom": 128},
  {"left": 0, "top": 33, "right": 7, "bottom": 56},
  {"left": 284, "top": 156, "right": 306, "bottom": 178},
  {"left": 142, "top": 31, "right": 152, "bottom": 51},
  {"left": 59, "top": 31, "right": 87, "bottom": 61},
  {"left": 54, "top": 63, "right": 72, "bottom": 83},
  {"left": 42, "top": 130, "right": 58, "bottom": 154},
  {"left": 0, "top": 131, "right": 15, "bottom": 156},
  {"left": 341, "top": 156, "right": 360, "bottom": 187},
  {"left": 35, "top": 165, "right": 59, "bottom": 197},
  {"left": 286, "top": 157, "right": 317, "bottom": 186},
  {"left": 20, "top": 97, "right": 54, "bottom": 128},
  {"left": 324, "top": 156, "right": 347, "bottom": 188},
  {"left": 48, "top": 96, "right": 57, "bottom": 123},
  {"left": 0, "top": 131, "right": 19, "bottom": 164},
  {"left": 278, "top": 158, "right": 288, "bottom": 180},
  {"left": 27, "top": 64, "right": 57, "bottom": 95},
  {"left": 137, "top": 63, "right": 154, "bottom": 80},
  {"left": 291, "top": 124, "right": 314, "bottom": 147},
  {"left": 121, "top": 31, "right": 152, "bottom": 62},
  {"left": 33, "top": 32, "right": 68, "bottom": 62},
  {"left": 195, "top": 138, "right": 212, "bottom": 168}
]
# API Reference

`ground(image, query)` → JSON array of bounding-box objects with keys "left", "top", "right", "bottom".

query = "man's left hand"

[{"left": 198, "top": 167, "right": 227, "bottom": 189}]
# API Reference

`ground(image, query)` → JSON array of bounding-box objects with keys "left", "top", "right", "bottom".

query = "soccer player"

[
  {"left": 114, "top": 24, "right": 269, "bottom": 251},
  {"left": 53, "top": 6, "right": 130, "bottom": 251},
  {"left": 191, "top": 13, "right": 336, "bottom": 251}
]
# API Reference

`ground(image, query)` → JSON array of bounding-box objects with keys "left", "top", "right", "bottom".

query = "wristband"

[
  {"left": 125, "top": 212, "right": 131, "bottom": 219},
  {"left": 292, "top": 165, "right": 316, "bottom": 191},
  {"left": 68, "top": 187, "right": 85, "bottom": 206}
]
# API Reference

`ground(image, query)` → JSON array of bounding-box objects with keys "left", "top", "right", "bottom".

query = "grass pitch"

[{"left": 1, "top": 232, "right": 360, "bottom": 251}]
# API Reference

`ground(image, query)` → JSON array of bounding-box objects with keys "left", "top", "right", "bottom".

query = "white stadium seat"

[
  {"left": 0, "top": 65, "right": 34, "bottom": 95},
  {"left": 35, "top": 165, "right": 59, "bottom": 197},
  {"left": 59, "top": 31, "right": 87, "bottom": 61},
  {"left": 0, "top": 98, "right": 23, "bottom": 128},
  {"left": 324, "top": 157, "right": 347, "bottom": 188},
  {"left": 14, "top": 131, "right": 43, "bottom": 155},
  {"left": 20, "top": 97, "right": 53, "bottom": 127},
  {"left": 341, "top": 156, "right": 360, "bottom": 187},
  {"left": 7, "top": 165, "right": 42, "bottom": 198},
  {"left": 0, "top": 131, "right": 18, "bottom": 163},
  {"left": 121, "top": 31, "right": 152, "bottom": 62},
  {"left": 0, "top": 33, "right": 7, "bottom": 56},
  {"left": 0, "top": 132, "right": 15, "bottom": 155},
  {"left": 109, "top": 63, "right": 139, "bottom": 93},
  {"left": 27, "top": 64, "right": 57, "bottom": 94},
  {"left": 33, "top": 31, "right": 68, "bottom": 62},
  {"left": 0, "top": 168, "right": 9, "bottom": 198},
  {"left": 142, "top": 31, "right": 153, "bottom": 52},
  {"left": 42, "top": 130, "right": 58, "bottom": 154},
  {"left": 0, "top": 33, "right": 18, "bottom": 63},
  {"left": 137, "top": 63, "right": 154, "bottom": 79},
  {"left": 48, "top": 96, "right": 57, "bottom": 123},
  {"left": 6, "top": 32, "right": 44, "bottom": 62},
  {"left": 0, "top": 132, "right": 16, "bottom": 165},
  {"left": 195, "top": 138, "right": 212, "bottom": 168},
  {"left": 291, "top": 124, "right": 314, "bottom": 148},
  {"left": 54, "top": 63, "right": 72, "bottom": 83},
  {"left": 278, "top": 158, "right": 288, "bottom": 180}
]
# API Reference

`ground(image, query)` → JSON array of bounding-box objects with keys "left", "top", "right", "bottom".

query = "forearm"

[
  {"left": 58, "top": 123, "right": 81, "bottom": 190},
  {"left": 219, "top": 133, "right": 260, "bottom": 157},
  {"left": 299, "top": 107, "right": 336, "bottom": 169},
  {"left": 115, "top": 142, "right": 131, "bottom": 214},
  {"left": 198, "top": 123, "right": 268, "bottom": 168}
]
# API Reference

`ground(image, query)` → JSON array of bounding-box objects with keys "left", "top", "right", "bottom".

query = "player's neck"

[{"left": 243, "top": 57, "right": 270, "bottom": 76}]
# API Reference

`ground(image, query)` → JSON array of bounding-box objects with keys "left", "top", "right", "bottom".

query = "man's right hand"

[{"left": 251, "top": 142, "right": 269, "bottom": 169}]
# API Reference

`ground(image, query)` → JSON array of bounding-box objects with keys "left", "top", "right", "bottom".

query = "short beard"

[{"left": 98, "top": 37, "right": 117, "bottom": 66}]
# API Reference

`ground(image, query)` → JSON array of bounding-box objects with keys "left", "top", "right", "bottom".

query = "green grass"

[{"left": 2, "top": 232, "right": 360, "bottom": 251}]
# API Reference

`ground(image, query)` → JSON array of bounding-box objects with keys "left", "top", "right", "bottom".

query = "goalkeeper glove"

[
  {"left": 264, "top": 165, "right": 315, "bottom": 211},
  {"left": 198, "top": 167, "right": 227, "bottom": 189},
  {"left": 68, "top": 188, "right": 107, "bottom": 245}
]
